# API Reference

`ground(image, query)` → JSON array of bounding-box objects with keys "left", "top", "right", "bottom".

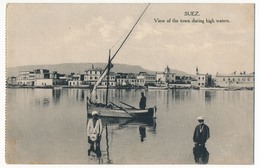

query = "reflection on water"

[
  {"left": 6, "top": 88, "right": 254, "bottom": 164},
  {"left": 52, "top": 89, "right": 61, "bottom": 104},
  {"left": 139, "top": 126, "right": 146, "bottom": 142},
  {"left": 87, "top": 116, "right": 157, "bottom": 164},
  {"left": 204, "top": 91, "right": 216, "bottom": 103}
]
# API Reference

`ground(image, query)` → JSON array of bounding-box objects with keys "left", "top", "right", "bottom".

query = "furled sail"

[
  {"left": 90, "top": 67, "right": 108, "bottom": 102},
  {"left": 89, "top": 3, "right": 150, "bottom": 103}
]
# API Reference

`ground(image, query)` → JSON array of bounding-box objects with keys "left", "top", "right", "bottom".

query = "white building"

[
  {"left": 84, "top": 65, "right": 116, "bottom": 87},
  {"left": 34, "top": 79, "right": 53, "bottom": 87},
  {"left": 156, "top": 66, "right": 175, "bottom": 85},
  {"left": 6, "top": 76, "right": 17, "bottom": 85},
  {"left": 101, "top": 72, "right": 116, "bottom": 87},
  {"left": 195, "top": 67, "right": 212, "bottom": 87},
  {"left": 68, "top": 74, "right": 84, "bottom": 87},
  {"left": 215, "top": 71, "right": 254, "bottom": 88},
  {"left": 84, "top": 67, "right": 103, "bottom": 85},
  {"left": 116, "top": 73, "right": 137, "bottom": 86},
  {"left": 136, "top": 73, "right": 145, "bottom": 86},
  {"left": 17, "top": 71, "right": 35, "bottom": 86}
]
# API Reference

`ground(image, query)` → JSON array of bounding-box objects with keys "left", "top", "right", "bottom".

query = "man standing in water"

[
  {"left": 87, "top": 111, "right": 103, "bottom": 157},
  {"left": 139, "top": 92, "right": 146, "bottom": 109},
  {"left": 193, "top": 116, "right": 210, "bottom": 164},
  {"left": 193, "top": 116, "right": 210, "bottom": 146}
]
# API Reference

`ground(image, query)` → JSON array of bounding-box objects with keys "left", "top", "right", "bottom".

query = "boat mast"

[
  {"left": 105, "top": 50, "right": 111, "bottom": 106},
  {"left": 90, "top": 4, "right": 150, "bottom": 102}
]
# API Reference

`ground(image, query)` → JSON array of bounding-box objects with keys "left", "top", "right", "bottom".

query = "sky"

[{"left": 6, "top": 3, "right": 254, "bottom": 75}]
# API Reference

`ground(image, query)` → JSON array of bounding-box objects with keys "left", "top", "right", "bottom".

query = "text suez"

[{"left": 184, "top": 11, "right": 200, "bottom": 16}]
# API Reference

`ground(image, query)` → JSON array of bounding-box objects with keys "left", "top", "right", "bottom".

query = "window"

[
  {"left": 198, "top": 83, "right": 200, "bottom": 85},
  {"left": 90, "top": 77, "right": 92, "bottom": 80},
  {"left": 202, "top": 83, "right": 204, "bottom": 85},
  {"left": 198, "top": 77, "right": 200, "bottom": 80},
  {"left": 223, "top": 78, "right": 225, "bottom": 81},
  {"left": 233, "top": 78, "right": 235, "bottom": 81},
  {"left": 202, "top": 77, "right": 204, "bottom": 80}
]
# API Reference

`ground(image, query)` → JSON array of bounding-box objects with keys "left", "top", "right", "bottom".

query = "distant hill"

[{"left": 6, "top": 63, "right": 194, "bottom": 77}]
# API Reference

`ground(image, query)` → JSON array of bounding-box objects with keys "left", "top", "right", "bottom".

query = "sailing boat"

[{"left": 86, "top": 4, "right": 156, "bottom": 119}]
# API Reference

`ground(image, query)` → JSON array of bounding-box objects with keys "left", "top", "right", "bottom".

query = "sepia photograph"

[{"left": 4, "top": 2, "right": 255, "bottom": 165}]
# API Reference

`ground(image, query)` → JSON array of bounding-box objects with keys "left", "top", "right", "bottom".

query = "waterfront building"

[
  {"left": 138, "top": 72, "right": 156, "bottom": 86},
  {"left": 68, "top": 74, "right": 84, "bottom": 87},
  {"left": 17, "top": 71, "right": 35, "bottom": 86},
  {"left": 33, "top": 69, "right": 54, "bottom": 87},
  {"left": 84, "top": 66, "right": 103, "bottom": 85},
  {"left": 84, "top": 65, "right": 116, "bottom": 87},
  {"left": 195, "top": 67, "right": 212, "bottom": 87},
  {"left": 101, "top": 72, "right": 116, "bottom": 87},
  {"left": 34, "top": 79, "right": 53, "bottom": 87},
  {"left": 6, "top": 76, "right": 17, "bottom": 86},
  {"left": 51, "top": 71, "right": 67, "bottom": 85},
  {"left": 136, "top": 72, "right": 146, "bottom": 87},
  {"left": 34, "top": 69, "right": 50, "bottom": 79},
  {"left": 116, "top": 73, "right": 137, "bottom": 87},
  {"left": 156, "top": 66, "right": 175, "bottom": 85},
  {"left": 215, "top": 71, "right": 254, "bottom": 88}
]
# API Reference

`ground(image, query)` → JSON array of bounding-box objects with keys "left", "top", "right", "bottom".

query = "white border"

[{"left": 1, "top": 0, "right": 258, "bottom": 168}]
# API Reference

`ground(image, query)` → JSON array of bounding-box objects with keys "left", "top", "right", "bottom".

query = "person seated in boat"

[
  {"left": 87, "top": 111, "right": 103, "bottom": 157},
  {"left": 139, "top": 92, "right": 146, "bottom": 109}
]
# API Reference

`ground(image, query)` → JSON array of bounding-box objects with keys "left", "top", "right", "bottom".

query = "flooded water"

[{"left": 6, "top": 88, "right": 254, "bottom": 164}]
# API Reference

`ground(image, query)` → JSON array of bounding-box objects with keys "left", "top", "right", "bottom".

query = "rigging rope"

[{"left": 90, "top": 4, "right": 151, "bottom": 99}]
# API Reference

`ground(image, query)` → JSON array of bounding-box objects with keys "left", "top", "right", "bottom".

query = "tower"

[{"left": 196, "top": 67, "right": 199, "bottom": 75}]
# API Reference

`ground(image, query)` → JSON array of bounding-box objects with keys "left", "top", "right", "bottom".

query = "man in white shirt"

[{"left": 87, "top": 111, "right": 103, "bottom": 157}]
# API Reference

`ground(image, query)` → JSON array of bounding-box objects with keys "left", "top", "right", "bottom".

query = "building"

[
  {"left": 34, "top": 69, "right": 50, "bottom": 79},
  {"left": 156, "top": 66, "right": 175, "bottom": 85},
  {"left": 136, "top": 73, "right": 145, "bottom": 87},
  {"left": 84, "top": 66, "right": 103, "bottom": 85},
  {"left": 195, "top": 67, "right": 212, "bottom": 87},
  {"left": 33, "top": 69, "right": 55, "bottom": 87},
  {"left": 100, "top": 72, "right": 116, "bottom": 88},
  {"left": 6, "top": 76, "right": 17, "bottom": 86},
  {"left": 137, "top": 72, "right": 156, "bottom": 86},
  {"left": 84, "top": 65, "right": 116, "bottom": 87},
  {"left": 34, "top": 79, "right": 53, "bottom": 87},
  {"left": 215, "top": 71, "right": 254, "bottom": 88},
  {"left": 68, "top": 74, "right": 84, "bottom": 87},
  {"left": 116, "top": 73, "right": 137, "bottom": 87},
  {"left": 17, "top": 71, "right": 35, "bottom": 86}
]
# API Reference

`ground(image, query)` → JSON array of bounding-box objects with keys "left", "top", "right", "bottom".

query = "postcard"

[{"left": 5, "top": 3, "right": 254, "bottom": 164}]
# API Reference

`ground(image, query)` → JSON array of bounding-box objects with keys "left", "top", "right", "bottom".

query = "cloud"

[
  {"left": 133, "top": 22, "right": 162, "bottom": 40},
  {"left": 99, "top": 24, "right": 114, "bottom": 41}
]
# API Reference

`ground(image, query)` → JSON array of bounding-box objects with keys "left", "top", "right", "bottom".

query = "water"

[{"left": 5, "top": 88, "right": 254, "bottom": 164}]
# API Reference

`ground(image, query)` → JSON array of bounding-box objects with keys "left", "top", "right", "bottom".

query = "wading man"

[
  {"left": 87, "top": 111, "right": 103, "bottom": 157},
  {"left": 193, "top": 116, "right": 210, "bottom": 146},
  {"left": 193, "top": 116, "right": 210, "bottom": 164}
]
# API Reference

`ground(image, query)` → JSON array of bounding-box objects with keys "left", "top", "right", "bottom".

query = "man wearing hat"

[
  {"left": 193, "top": 116, "right": 210, "bottom": 164},
  {"left": 193, "top": 116, "right": 210, "bottom": 147},
  {"left": 87, "top": 111, "right": 103, "bottom": 156}
]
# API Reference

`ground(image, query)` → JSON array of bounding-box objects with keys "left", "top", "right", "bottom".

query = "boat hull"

[
  {"left": 87, "top": 102, "right": 156, "bottom": 118},
  {"left": 147, "top": 86, "right": 168, "bottom": 90}
]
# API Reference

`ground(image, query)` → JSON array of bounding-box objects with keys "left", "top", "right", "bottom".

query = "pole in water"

[{"left": 105, "top": 50, "right": 111, "bottom": 106}]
